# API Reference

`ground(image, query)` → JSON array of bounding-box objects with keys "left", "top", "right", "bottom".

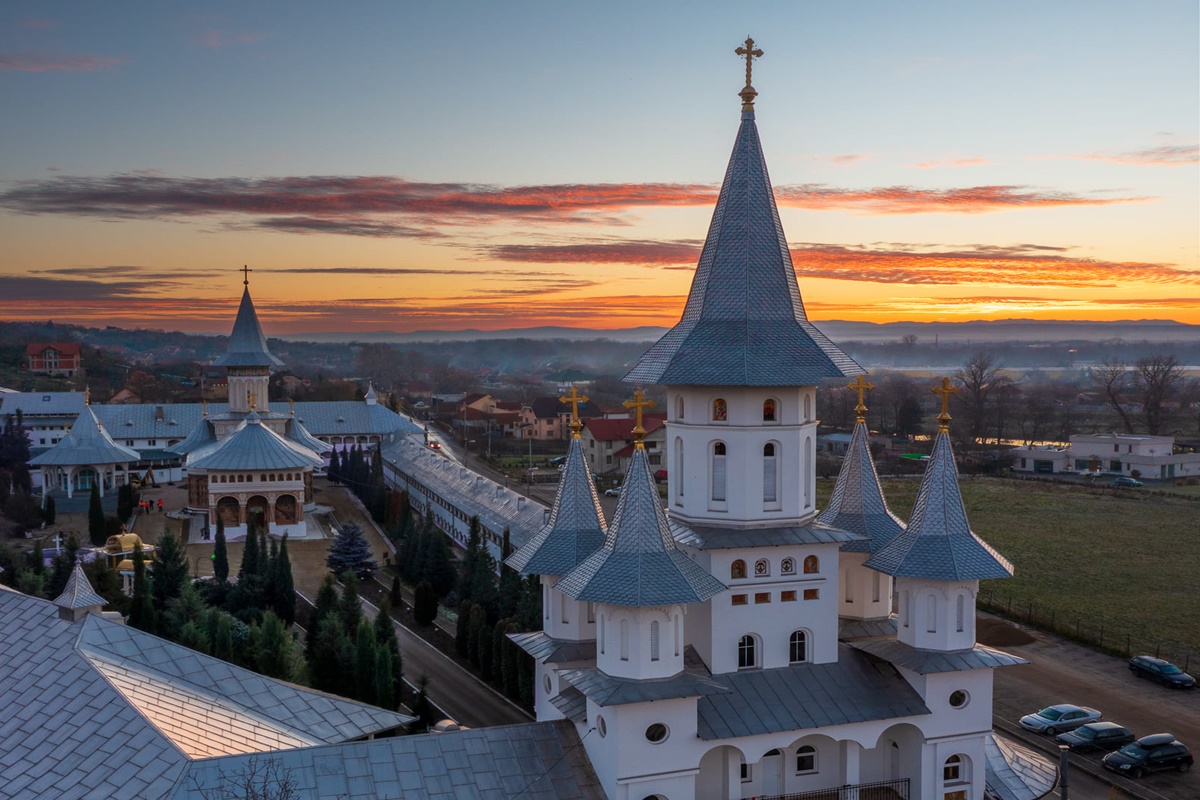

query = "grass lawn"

[{"left": 816, "top": 476, "right": 1200, "bottom": 659}]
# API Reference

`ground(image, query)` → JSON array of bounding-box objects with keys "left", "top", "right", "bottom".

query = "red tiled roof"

[
  {"left": 583, "top": 414, "right": 666, "bottom": 441},
  {"left": 26, "top": 342, "right": 82, "bottom": 356}
]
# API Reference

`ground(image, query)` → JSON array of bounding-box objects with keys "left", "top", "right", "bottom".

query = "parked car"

[
  {"left": 603, "top": 488, "right": 621, "bottom": 497},
  {"left": 1019, "top": 704, "right": 1102, "bottom": 735},
  {"left": 1056, "top": 722, "right": 1136, "bottom": 753},
  {"left": 1113, "top": 476, "right": 1144, "bottom": 487},
  {"left": 1102, "top": 733, "right": 1193, "bottom": 777},
  {"left": 1129, "top": 655, "right": 1196, "bottom": 688}
]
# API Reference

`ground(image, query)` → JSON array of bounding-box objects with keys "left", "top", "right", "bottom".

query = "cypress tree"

[
  {"left": 257, "top": 611, "right": 289, "bottom": 680},
  {"left": 328, "top": 448, "right": 341, "bottom": 485},
  {"left": 517, "top": 574, "right": 542, "bottom": 631},
  {"left": 272, "top": 534, "right": 295, "bottom": 625},
  {"left": 467, "top": 604, "right": 487, "bottom": 668},
  {"left": 421, "top": 523, "right": 456, "bottom": 600},
  {"left": 306, "top": 573, "right": 339, "bottom": 663},
  {"left": 411, "top": 675, "right": 435, "bottom": 731},
  {"left": 43, "top": 494, "right": 56, "bottom": 526},
  {"left": 476, "top": 608, "right": 494, "bottom": 680},
  {"left": 338, "top": 572, "right": 363, "bottom": 635},
  {"left": 457, "top": 516, "right": 483, "bottom": 603},
  {"left": 127, "top": 540, "right": 156, "bottom": 633},
  {"left": 238, "top": 521, "right": 260, "bottom": 579},
  {"left": 310, "top": 615, "right": 347, "bottom": 694},
  {"left": 389, "top": 572, "right": 402, "bottom": 608},
  {"left": 151, "top": 532, "right": 189, "bottom": 610},
  {"left": 455, "top": 600, "right": 475, "bottom": 658},
  {"left": 373, "top": 596, "right": 403, "bottom": 707},
  {"left": 178, "top": 620, "right": 210, "bottom": 654},
  {"left": 500, "top": 619, "right": 522, "bottom": 700},
  {"left": 414, "top": 581, "right": 437, "bottom": 626},
  {"left": 354, "top": 619, "right": 377, "bottom": 705},
  {"left": 117, "top": 483, "right": 133, "bottom": 523},
  {"left": 374, "top": 648, "right": 396, "bottom": 711},
  {"left": 214, "top": 613, "right": 234, "bottom": 662},
  {"left": 259, "top": 532, "right": 271, "bottom": 576},
  {"left": 212, "top": 516, "right": 229, "bottom": 583},
  {"left": 87, "top": 482, "right": 106, "bottom": 546}
]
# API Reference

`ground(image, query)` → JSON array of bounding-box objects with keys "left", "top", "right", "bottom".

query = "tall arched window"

[
  {"left": 675, "top": 437, "right": 684, "bottom": 501},
  {"left": 676, "top": 395, "right": 685, "bottom": 420},
  {"left": 674, "top": 614, "right": 681, "bottom": 657},
  {"left": 711, "top": 442, "right": 727, "bottom": 502},
  {"left": 763, "top": 398, "right": 777, "bottom": 422},
  {"left": 737, "top": 634, "right": 758, "bottom": 669},
  {"left": 956, "top": 595, "right": 965, "bottom": 632},
  {"left": 789, "top": 630, "right": 808, "bottom": 663},
  {"left": 712, "top": 398, "right": 727, "bottom": 421},
  {"left": 872, "top": 571, "right": 881, "bottom": 603},
  {"left": 900, "top": 591, "right": 909, "bottom": 628},
  {"left": 731, "top": 559, "right": 747, "bottom": 579},
  {"left": 763, "top": 443, "right": 778, "bottom": 503},
  {"left": 944, "top": 754, "right": 967, "bottom": 782},
  {"left": 599, "top": 614, "right": 606, "bottom": 655},
  {"left": 803, "top": 435, "right": 813, "bottom": 507},
  {"left": 620, "top": 619, "right": 630, "bottom": 661},
  {"left": 796, "top": 744, "right": 817, "bottom": 773},
  {"left": 650, "top": 620, "right": 660, "bottom": 661},
  {"left": 804, "top": 394, "right": 812, "bottom": 421},
  {"left": 803, "top": 555, "right": 819, "bottom": 574},
  {"left": 927, "top": 595, "right": 937, "bottom": 633}
]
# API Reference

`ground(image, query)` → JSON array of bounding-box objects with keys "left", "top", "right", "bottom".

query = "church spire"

[{"left": 213, "top": 270, "right": 284, "bottom": 369}]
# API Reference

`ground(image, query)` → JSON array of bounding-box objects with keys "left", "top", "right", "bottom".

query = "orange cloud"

[
  {"left": 908, "top": 157, "right": 988, "bottom": 169},
  {"left": 773, "top": 185, "right": 1145, "bottom": 214}
]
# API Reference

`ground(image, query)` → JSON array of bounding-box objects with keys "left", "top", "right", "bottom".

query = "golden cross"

[
  {"left": 560, "top": 386, "right": 590, "bottom": 439},
  {"left": 848, "top": 375, "right": 874, "bottom": 423},
  {"left": 84, "top": 386, "right": 91, "bottom": 406},
  {"left": 932, "top": 376, "right": 958, "bottom": 432},
  {"left": 202, "top": 399, "right": 208, "bottom": 417},
  {"left": 248, "top": 389, "right": 257, "bottom": 411},
  {"left": 240, "top": 264, "right": 252, "bottom": 286},
  {"left": 622, "top": 389, "right": 656, "bottom": 450},
  {"left": 735, "top": 37, "right": 763, "bottom": 87}
]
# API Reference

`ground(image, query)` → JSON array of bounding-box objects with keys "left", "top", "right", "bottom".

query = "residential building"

[
  {"left": 1010, "top": 432, "right": 1200, "bottom": 479},
  {"left": 24, "top": 342, "right": 82, "bottom": 376}
]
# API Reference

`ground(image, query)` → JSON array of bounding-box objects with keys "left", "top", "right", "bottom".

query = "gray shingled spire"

[
  {"left": 865, "top": 432, "right": 1013, "bottom": 580},
  {"left": 625, "top": 102, "right": 862, "bottom": 386},
  {"left": 213, "top": 285, "right": 284, "bottom": 368},
  {"left": 506, "top": 437, "right": 606, "bottom": 576},
  {"left": 819, "top": 420, "right": 905, "bottom": 553},
  {"left": 557, "top": 447, "right": 726, "bottom": 606},
  {"left": 54, "top": 560, "right": 107, "bottom": 621},
  {"left": 30, "top": 405, "right": 141, "bottom": 466},
  {"left": 187, "top": 410, "right": 324, "bottom": 471}
]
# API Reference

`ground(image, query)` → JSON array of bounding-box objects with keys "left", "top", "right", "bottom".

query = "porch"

[{"left": 760, "top": 779, "right": 909, "bottom": 800}]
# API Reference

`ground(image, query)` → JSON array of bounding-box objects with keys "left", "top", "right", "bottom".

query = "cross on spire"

[
  {"left": 560, "top": 386, "right": 590, "bottom": 439},
  {"left": 735, "top": 37, "right": 764, "bottom": 110},
  {"left": 848, "top": 375, "right": 874, "bottom": 423},
  {"left": 248, "top": 389, "right": 257, "bottom": 411},
  {"left": 622, "top": 389, "right": 656, "bottom": 450},
  {"left": 240, "top": 264, "right": 252, "bottom": 286},
  {"left": 932, "top": 376, "right": 959, "bottom": 433}
]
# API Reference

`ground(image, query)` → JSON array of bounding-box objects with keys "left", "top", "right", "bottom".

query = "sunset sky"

[{"left": 2, "top": 1, "right": 1197, "bottom": 335}]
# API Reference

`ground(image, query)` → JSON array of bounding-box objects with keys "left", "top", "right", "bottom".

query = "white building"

[{"left": 1010, "top": 432, "right": 1200, "bottom": 479}]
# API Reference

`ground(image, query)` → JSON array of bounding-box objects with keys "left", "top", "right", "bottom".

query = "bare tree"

[
  {"left": 1018, "top": 383, "right": 1061, "bottom": 445},
  {"left": 990, "top": 377, "right": 1019, "bottom": 446},
  {"left": 954, "top": 352, "right": 1003, "bottom": 445},
  {"left": 1093, "top": 359, "right": 1135, "bottom": 433},
  {"left": 192, "top": 757, "right": 301, "bottom": 800},
  {"left": 1134, "top": 355, "right": 1184, "bottom": 435}
]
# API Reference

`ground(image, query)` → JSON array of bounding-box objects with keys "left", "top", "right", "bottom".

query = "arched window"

[
  {"left": 737, "top": 634, "right": 758, "bottom": 669},
  {"left": 956, "top": 595, "right": 965, "bottom": 632},
  {"left": 712, "top": 398, "right": 727, "bottom": 421},
  {"left": 650, "top": 620, "right": 660, "bottom": 661},
  {"left": 789, "top": 630, "right": 808, "bottom": 663},
  {"left": 599, "top": 614, "right": 606, "bottom": 655},
  {"left": 676, "top": 396, "right": 685, "bottom": 419},
  {"left": 674, "top": 614, "right": 681, "bottom": 657},
  {"left": 803, "top": 555, "right": 819, "bottom": 574},
  {"left": 803, "top": 434, "right": 813, "bottom": 506},
  {"left": 754, "top": 558, "right": 770, "bottom": 577},
  {"left": 763, "top": 443, "right": 778, "bottom": 503},
  {"left": 796, "top": 744, "right": 817, "bottom": 773},
  {"left": 675, "top": 437, "right": 684, "bottom": 501},
  {"left": 927, "top": 595, "right": 937, "bottom": 633},
  {"left": 944, "top": 754, "right": 968, "bottom": 782},
  {"left": 620, "top": 619, "right": 629, "bottom": 661},
  {"left": 781, "top": 557, "right": 796, "bottom": 575},
  {"left": 901, "top": 590, "right": 909, "bottom": 628},
  {"left": 711, "top": 442, "right": 727, "bottom": 502},
  {"left": 763, "top": 398, "right": 777, "bottom": 422},
  {"left": 872, "top": 570, "right": 881, "bottom": 603},
  {"left": 804, "top": 394, "right": 812, "bottom": 421},
  {"left": 731, "top": 559, "right": 747, "bottom": 579}
]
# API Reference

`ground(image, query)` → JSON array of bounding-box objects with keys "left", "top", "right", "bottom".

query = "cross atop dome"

[
  {"left": 735, "top": 36, "right": 764, "bottom": 110},
  {"left": 933, "top": 376, "right": 958, "bottom": 433},
  {"left": 622, "top": 390, "right": 655, "bottom": 450},
  {"left": 240, "top": 264, "right": 252, "bottom": 286},
  {"left": 850, "top": 375, "right": 874, "bottom": 423},
  {"left": 560, "top": 386, "right": 589, "bottom": 438}
]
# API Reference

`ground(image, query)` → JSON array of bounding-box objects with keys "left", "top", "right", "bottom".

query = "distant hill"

[{"left": 276, "top": 319, "right": 1200, "bottom": 345}]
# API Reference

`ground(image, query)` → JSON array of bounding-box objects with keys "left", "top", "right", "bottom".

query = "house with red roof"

[
  {"left": 580, "top": 412, "right": 667, "bottom": 475},
  {"left": 25, "top": 343, "right": 82, "bottom": 377}
]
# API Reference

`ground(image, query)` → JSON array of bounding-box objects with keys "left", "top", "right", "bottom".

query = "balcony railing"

[{"left": 758, "top": 777, "right": 910, "bottom": 800}]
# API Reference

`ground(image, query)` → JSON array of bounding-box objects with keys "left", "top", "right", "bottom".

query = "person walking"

[{"left": 157, "top": 499, "right": 163, "bottom": 513}]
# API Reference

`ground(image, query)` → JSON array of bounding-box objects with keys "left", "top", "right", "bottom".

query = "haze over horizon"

[{"left": 2, "top": 2, "right": 1197, "bottom": 335}]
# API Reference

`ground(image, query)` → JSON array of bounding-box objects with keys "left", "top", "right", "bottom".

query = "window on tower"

[
  {"left": 711, "top": 442, "right": 727, "bottom": 502},
  {"left": 803, "top": 555, "right": 819, "bottom": 574},
  {"left": 763, "top": 398, "right": 777, "bottom": 422},
  {"left": 712, "top": 398, "right": 727, "bottom": 421},
  {"left": 737, "top": 634, "right": 758, "bottom": 670},
  {"left": 789, "top": 630, "right": 808, "bottom": 663},
  {"left": 730, "top": 559, "right": 747, "bottom": 579}
]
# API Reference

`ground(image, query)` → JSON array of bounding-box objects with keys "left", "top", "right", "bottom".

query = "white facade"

[{"left": 1011, "top": 432, "right": 1200, "bottom": 479}]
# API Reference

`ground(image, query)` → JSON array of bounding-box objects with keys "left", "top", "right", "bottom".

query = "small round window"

[
  {"left": 645, "top": 723, "right": 669, "bottom": 744},
  {"left": 949, "top": 690, "right": 970, "bottom": 708},
  {"left": 543, "top": 675, "right": 552, "bottom": 694},
  {"left": 597, "top": 715, "right": 607, "bottom": 738}
]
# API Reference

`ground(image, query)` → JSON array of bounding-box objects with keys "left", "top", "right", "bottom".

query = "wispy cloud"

[
  {"left": 0, "top": 54, "right": 126, "bottom": 72},
  {"left": 1039, "top": 144, "right": 1199, "bottom": 166},
  {"left": 774, "top": 185, "right": 1143, "bottom": 215},
  {"left": 482, "top": 239, "right": 702, "bottom": 267},
  {"left": 198, "top": 29, "right": 268, "bottom": 48},
  {"left": 831, "top": 154, "right": 869, "bottom": 166},
  {"left": 19, "top": 18, "right": 56, "bottom": 29},
  {"left": 908, "top": 156, "right": 988, "bottom": 169}
]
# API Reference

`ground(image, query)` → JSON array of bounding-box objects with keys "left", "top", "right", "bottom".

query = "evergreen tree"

[
  {"left": 499, "top": 619, "right": 522, "bottom": 699},
  {"left": 420, "top": 523, "right": 456, "bottom": 600},
  {"left": 84, "top": 550, "right": 124, "bottom": 611},
  {"left": 212, "top": 516, "right": 229, "bottom": 583},
  {"left": 458, "top": 516, "right": 498, "bottom": 620},
  {"left": 127, "top": 540, "right": 156, "bottom": 633},
  {"left": 326, "top": 523, "right": 378, "bottom": 578},
  {"left": 466, "top": 604, "right": 487, "bottom": 668},
  {"left": 413, "top": 581, "right": 438, "bottom": 626},
  {"left": 412, "top": 675, "right": 436, "bottom": 731},
  {"left": 163, "top": 582, "right": 207, "bottom": 639},
  {"left": 389, "top": 572, "right": 402, "bottom": 608},
  {"left": 257, "top": 611, "right": 290, "bottom": 680},
  {"left": 211, "top": 613, "right": 235, "bottom": 662},
  {"left": 517, "top": 574, "right": 542, "bottom": 631},
  {"left": 87, "top": 482, "right": 106, "bottom": 546},
  {"left": 258, "top": 532, "right": 271, "bottom": 577},
  {"left": 117, "top": 483, "right": 133, "bottom": 523},
  {"left": 368, "top": 448, "right": 386, "bottom": 522},
  {"left": 309, "top": 616, "right": 347, "bottom": 694},
  {"left": 374, "top": 648, "right": 396, "bottom": 711},
  {"left": 238, "top": 521, "right": 260, "bottom": 579},
  {"left": 455, "top": 600, "right": 475, "bottom": 658},
  {"left": 306, "top": 573, "right": 339, "bottom": 663},
  {"left": 271, "top": 534, "right": 295, "bottom": 625},
  {"left": 338, "top": 572, "right": 363, "bottom": 635},
  {"left": 327, "top": 448, "right": 341, "bottom": 485},
  {"left": 497, "top": 532, "right": 523, "bottom": 622},
  {"left": 151, "top": 532, "right": 189, "bottom": 610},
  {"left": 354, "top": 619, "right": 377, "bottom": 705},
  {"left": 476, "top": 609, "right": 494, "bottom": 680},
  {"left": 43, "top": 494, "right": 56, "bottom": 526},
  {"left": 11, "top": 464, "right": 31, "bottom": 495},
  {"left": 47, "top": 534, "right": 80, "bottom": 599},
  {"left": 373, "top": 597, "right": 403, "bottom": 708},
  {"left": 178, "top": 620, "right": 210, "bottom": 654}
]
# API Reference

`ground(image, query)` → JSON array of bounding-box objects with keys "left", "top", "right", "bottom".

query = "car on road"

[
  {"left": 1056, "top": 722, "right": 1136, "bottom": 753},
  {"left": 1113, "top": 476, "right": 1144, "bottom": 487},
  {"left": 603, "top": 488, "right": 621, "bottom": 497},
  {"left": 1129, "top": 655, "right": 1196, "bottom": 688},
  {"left": 428, "top": 441, "right": 442, "bottom": 450},
  {"left": 1102, "top": 733, "right": 1193, "bottom": 777},
  {"left": 1018, "top": 704, "right": 1102, "bottom": 735}
]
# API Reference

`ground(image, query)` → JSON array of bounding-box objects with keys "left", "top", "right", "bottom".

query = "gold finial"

[
  {"left": 932, "top": 377, "right": 958, "bottom": 433},
  {"left": 84, "top": 386, "right": 91, "bottom": 406},
  {"left": 289, "top": 398, "right": 295, "bottom": 416},
  {"left": 248, "top": 390, "right": 257, "bottom": 411},
  {"left": 735, "top": 36, "right": 764, "bottom": 110},
  {"left": 849, "top": 375, "right": 874, "bottom": 424},
  {"left": 240, "top": 264, "right": 252, "bottom": 286},
  {"left": 202, "top": 399, "right": 208, "bottom": 418},
  {"left": 560, "top": 386, "right": 590, "bottom": 439},
  {"left": 622, "top": 389, "right": 656, "bottom": 450}
]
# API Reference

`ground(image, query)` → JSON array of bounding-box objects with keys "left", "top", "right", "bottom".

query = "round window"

[
  {"left": 597, "top": 715, "right": 607, "bottom": 738},
  {"left": 645, "top": 723, "right": 669, "bottom": 744},
  {"left": 949, "top": 690, "right": 970, "bottom": 708},
  {"left": 543, "top": 675, "right": 552, "bottom": 694}
]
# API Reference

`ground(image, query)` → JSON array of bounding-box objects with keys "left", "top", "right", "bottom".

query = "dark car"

[
  {"left": 1102, "top": 733, "right": 1193, "bottom": 778},
  {"left": 1057, "top": 722, "right": 1136, "bottom": 753},
  {"left": 1130, "top": 655, "right": 1196, "bottom": 688},
  {"left": 1018, "top": 703, "right": 1102, "bottom": 735},
  {"left": 1113, "top": 476, "right": 1144, "bottom": 487}
]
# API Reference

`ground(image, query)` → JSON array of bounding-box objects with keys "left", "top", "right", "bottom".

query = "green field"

[{"left": 816, "top": 477, "right": 1200, "bottom": 660}]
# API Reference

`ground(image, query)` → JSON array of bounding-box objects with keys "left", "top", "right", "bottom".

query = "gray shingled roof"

[
  {"left": 558, "top": 667, "right": 731, "bottom": 707},
  {"left": 865, "top": 432, "right": 1014, "bottom": 581},
  {"left": 696, "top": 644, "right": 930, "bottom": 740},
  {"left": 669, "top": 517, "right": 865, "bottom": 550},
  {"left": 172, "top": 721, "right": 605, "bottom": 800},
  {"left": 837, "top": 615, "right": 898, "bottom": 641},
  {"left": 0, "top": 391, "right": 87, "bottom": 419},
  {"left": 985, "top": 733, "right": 1059, "bottom": 800},
  {"left": 850, "top": 639, "right": 1029, "bottom": 674},
  {"left": 53, "top": 561, "right": 108, "bottom": 610},
  {"left": 186, "top": 411, "right": 325, "bottom": 471},
  {"left": 212, "top": 285, "right": 284, "bottom": 368},
  {"left": 819, "top": 420, "right": 906, "bottom": 553},
  {"left": 509, "top": 631, "right": 597, "bottom": 664},
  {"left": 506, "top": 437, "right": 606, "bottom": 576},
  {"left": 625, "top": 107, "right": 862, "bottom": 387},
  {"left": 29, "top": 405, "right": 142, "bottom": 466},
  {"left": 557, "top": 447, "right": 727, "bottom": 607},
  {"left": 549, "top": 685, "right": 588, "bottom": 723}
]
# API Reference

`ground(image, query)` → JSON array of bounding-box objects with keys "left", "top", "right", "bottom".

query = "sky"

[{"left": 1, "top": 1, "right": 1197, "bottom": 335}]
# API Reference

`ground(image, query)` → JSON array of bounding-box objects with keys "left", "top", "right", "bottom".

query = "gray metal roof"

[
  {"left": 696, "top": 644, "right": 931, "bottom": 740},
  {"left": 212, "top": 285, "right": 284, "bottom": 368},
  {"left": 557, "top": 447, "right": 727, "bottom": 607},
  {"left": 625, "top": 107, "right": 862, "bottom": 387},
  {"left": 985, "top": 732, "right": 1059, "bottom": 800},
  {"left": 558, "top": 666, "right": 731, "bottom": 707},
  {"left": 865, "top": 432, "right": 1014, "bottom": 581},
  {"left": 29, "top": 405, "right": 142, "bottom": 466},
  {"left": 849, "top": 639, "right": 1029, "bottom": 674},
  {"left": 506, "top": 437, "right": 606, "bottom": 576},
  {"left": 0, "top": 391, "right": 87, "bottom": 419},
  {"left": 549, "top": 685, "right": 588, "bottom": 723},
  {"left": 172, "top": 721, "right": 605, "bottom": 800},
  {"left": 509, "top": 630, "right": 597, "bottom": 664},
  {"left": 669, "top": 517, "right": 865, "bottom": 550},
  {"left": 186, "top": 412, "right": 325, "bottom": 471},
  {"left": 53, "top": 561, "right": 108, "bottom": 610},
  {"left": 837, "top": 615, "right": 898, "bottom": 641},
  {"left": 819, "top": 420, "right": 906, "bottom": 553}
]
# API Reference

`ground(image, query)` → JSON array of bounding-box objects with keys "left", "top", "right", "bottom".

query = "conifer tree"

[
  {"left": 151, "top": 532, "right": 189, "bottom": 610},
  {"left": 455, "top": 600, "right": 475, "bottom": 658},
  {"left": 389, "top": 572, "right": 402, "bottom": 608},
  {"left": 178, "top": 620, "right": 210, "bottom": 654},
  {"left": 412, "top": 675, "right": 435, "bottom": 731},
  {"left": 354, "top": 619, "right": 377, "bottom": 705},
  {"left": 373, "top": 596, "right": 403, "bottom": 707},
  {"left": 84, "top": 549, "right": 123, "bottom": 609},
  {"left": 327, "top": 448, "right": 341, "bottom": 485},
  {"left": 213, "top": 613, "right": 234, "bottom": 662},
  {"left": 117, "top": 483, "right": 133, "bottom": 523},
  {"left": 88, "top": 482, "right": 106, "bottom": 546},
  {"left": 44, "top": 494, "right": 56, "bottom": 526},
  {"left": 499, "top": 619, "right": 522, "bottom": 700},
  {"left": 272, "top": 534, "right": 295, "bottom": 625},
  {"left": 338, "top": 572, "right": 363, "bottom": 635},
  {"left": 238, "top": 521, "right": 260, "bottom": 579},
  {"left": 47, "top": 534, "right": 79, "bottom": 599},
  {"left": 374, "top": 648, "right": 396, "bottom": 711},
  {"left": 467, "top": 604, "right": 487, "bottom": 669},
  {"left": 420, "top": 526, "right": 456, "bottom": 600},
  {"left": 212, "top": 516, "right": 229, "bottom": 583},
  {"left": 257, "top": 611, "right": 290, "bottom": 680},
  {"left": 517, "top": 574, "right": 542, "bottom": 631},
  {"left": 326, "top": 523, "right": 377, "bottom": 579},
  {"left": 306, "top": 573, "right": 339, "bottom": 663},
  {"left": 259, "top": 532, "right": 271, "bottom": 577},
  {"left": 310, "top": 616, "right": 349, "bottom": 694},
  {"left": 414, "top": 581, "right": 437, "bottom": 626},
  {"left": 127, "top": 540, "right": 156, "bottom": 633}
]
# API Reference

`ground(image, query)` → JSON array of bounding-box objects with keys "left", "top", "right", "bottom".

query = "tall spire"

[
  {"left": 625, "top": 45, "right": 862, "bottom": 387},
  {"left": 213, "top": 271, "right": 284, "bottom": 369}
]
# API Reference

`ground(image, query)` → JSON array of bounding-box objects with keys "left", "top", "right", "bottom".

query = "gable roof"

[
  {"left": 583, "top": 414, "right": 666, "bottom": 442},
  {"left": 819, "top": 419, "right": 906, "bottom": 553},
  {"left": 26, "top": 342, "right": 82, "bottom": 356},
  {"left": 625, "top": 103, "right": 862, "bottom": 387},
  {"left": 212, "top": 285, "right": 284, "bottom": 368}
]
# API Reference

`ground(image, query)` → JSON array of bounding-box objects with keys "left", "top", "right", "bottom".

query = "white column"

[
  {"left": 97, "top": 465, "right": 105, "bottom": 497},
  {"left": 840, "top": 740, "right": 862, "bottom": 798}
]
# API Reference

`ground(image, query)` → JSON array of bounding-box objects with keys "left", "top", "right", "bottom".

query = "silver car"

[{"left": 1019, "top": 704, "right": 1102, "bottom": 735}]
